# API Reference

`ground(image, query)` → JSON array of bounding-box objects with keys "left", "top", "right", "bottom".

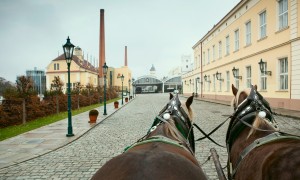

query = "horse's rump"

[{"left": 93, "top": 142, "right": 206, "bottom": 180}]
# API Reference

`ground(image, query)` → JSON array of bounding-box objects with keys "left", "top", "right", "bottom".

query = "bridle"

[
  {"left": 124, "top": 93, "right": 195, "bottom": 154},
  {"left": 225, "top": 86, "right": 300, "bottom": 179},
  {"left": 226, "top": 85, "right": 276, "bottom": 151},
  {"left": 148, "top": 93, "right": 195, "bottom": 153}
]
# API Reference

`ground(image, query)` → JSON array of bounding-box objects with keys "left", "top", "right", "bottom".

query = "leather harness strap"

[{"left": 231, "top": 132, "right": 300, "bottom": 177}]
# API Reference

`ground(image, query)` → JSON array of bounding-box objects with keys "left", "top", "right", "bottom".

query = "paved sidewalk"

[{"left": 0, "top": 99, "right": 129, "bottom": 169}]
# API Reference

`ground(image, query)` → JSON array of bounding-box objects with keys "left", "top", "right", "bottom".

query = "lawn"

[{"left": 0, "top": 98, "right": 119, "bottom": 141}]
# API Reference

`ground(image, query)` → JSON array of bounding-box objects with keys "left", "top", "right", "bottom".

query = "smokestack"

[
  {"left": 125, "top": 46, "right": 127, "bottom": 66},
  {"left": 99, "top": 9, "right": 105, "bottom": 78}
]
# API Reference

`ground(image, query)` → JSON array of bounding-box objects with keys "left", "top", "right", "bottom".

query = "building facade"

[
  {"left": 46, "top": 47, "right": 99, "bottom": 92},
  {"left": 26, "top": 67, "right": 46, "bottom": 95},
  {"left": 183, "top": 0, "right": 300, "bottom": 111}
]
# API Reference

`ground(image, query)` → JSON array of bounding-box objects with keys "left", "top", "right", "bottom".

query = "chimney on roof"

[
  {"left": 99, "top": 9, "right": 105, "bottom": 78},
  {"left": 125, "top": 46, "right": 127, "bottom": 66}
]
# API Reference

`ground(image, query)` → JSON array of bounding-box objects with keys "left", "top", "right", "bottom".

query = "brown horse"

[
  {"left": 226, "top": 84, "right": 300, "bottom": 180},
  {"left": 92, "top": 93, "right": 207, "bottom": 180}
]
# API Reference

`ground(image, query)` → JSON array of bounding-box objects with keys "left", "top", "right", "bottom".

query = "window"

[
  {"left": 259, "top": 11, "right": 267, "bottom": 39},
  {"left": 54, "top": 63, "right": 56, "bottom": 70},
  {"left": 203, "top": 52, "right": 206, "bottom": 65},
  {"left": 246, "top": 66, "right": 252, "bottom": 88},
  {"left": 57, "top": 63, "right": 59, "bottom": 70},
  {"left": 234, "top": 29, "right": 239, "bottom": 51},
  {"left": 218, "top": 41, "right": 222, "bottom": 59},
  {"left": 213, "top": 74, "right": 216, "bottom": 92},
  {"left": 245, "top": 21, "right": 251, "bottom": 45},
  {"left": 260, "top": 63, "right": 267, "bottom": 90},
  {"left": 226, "top": 71, "right": 230, "bottom": 91},
  {"left": 207, "top": 49, "right": 210, "bottom": 64},
  {"left": 213, "top": 45, "right": 216, "bottom": 61},
  {"left": 226, "top": 36, "right": 230, "bottom": 55},
  {"left": 278, "top": 0, "right": 288, "bottom": 30},
  {"left": 279, "top": 58, "right": 288, "bottom": 90},
  {"left": 208, "top": 75, "right": 211, "bottom": 92},
  {"left": 234, "top": 69, "right": 240, "bottom": 89}
]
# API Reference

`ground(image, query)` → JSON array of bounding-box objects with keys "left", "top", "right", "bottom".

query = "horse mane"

[
  {"left": 163, "top": 119, "right": 186, "bottom": 142},
  {"left": 233, "top": 88, "right": 276, "bottom": 139}
]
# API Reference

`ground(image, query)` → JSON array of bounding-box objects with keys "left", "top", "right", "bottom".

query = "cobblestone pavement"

[{"left": 0, "top": 94, "right": 299, "bottom": 180}]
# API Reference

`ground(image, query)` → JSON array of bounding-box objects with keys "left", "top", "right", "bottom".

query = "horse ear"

[
  {"left": 186, "top": 96, "right": 194, "bottom": 109},
  {"left": 169, "top": 93, "right": 174, "bottom": 100},
  {"left": 253, "top": 85, "right": 257, "bottom": 90},
  {"left": 232, "top": 84, "right": 238, "bottom": 96}
]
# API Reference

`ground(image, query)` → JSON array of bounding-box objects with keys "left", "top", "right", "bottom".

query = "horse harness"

[
  {"left": 226, "top": 86, "right": 300, "bottom": 179},
  {"left": 124, "top": 94, "right": 195, "bottom": 155}
]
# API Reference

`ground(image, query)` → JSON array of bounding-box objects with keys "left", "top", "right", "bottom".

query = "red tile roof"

[{"left": 53, "top": 54, "right": 98, "bottom": 73}]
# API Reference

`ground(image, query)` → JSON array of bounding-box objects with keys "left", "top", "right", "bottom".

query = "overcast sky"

[{"left": 0, "top": 0, "right": 240, "bottom": 82}]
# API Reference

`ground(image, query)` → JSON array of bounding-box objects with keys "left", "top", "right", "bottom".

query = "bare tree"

[
  {"left": 51, "top": 76, "right": 64, "bottom": 114},
  {"left": 16, "top": 76, "right": 34, "bottom": 124}
]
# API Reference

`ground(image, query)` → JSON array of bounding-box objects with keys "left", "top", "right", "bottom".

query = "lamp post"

[
  {"left": 63, "top": 36, "right": 75, "bottom": 137},
  {"left": 121, "top": 74, "right": 124, "bottom": 105},
  {"left": 103, "top": 62, "right": 108, "bottom": 115},
  {"left": 128, "top": 79, "right": 131, "bottom": 99},
  {"left": 132, "top": 78, "right": 135, "bottom": 98}
]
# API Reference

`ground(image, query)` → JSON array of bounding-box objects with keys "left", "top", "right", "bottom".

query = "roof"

[{"left": 52, "top": 54, "right": 98, "bottom": 73}]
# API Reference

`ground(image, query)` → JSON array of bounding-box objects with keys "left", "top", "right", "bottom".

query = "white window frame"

[
  {"left": 246, "top": 66, "right": 252, "bottom": 88},
  {"left": 279, "top": 57, "right": 288, "bottom": 90},
  {"left": 278, "top": 0, "right": 288, "bottom": 30},
  {"left": 235, "top": 69, "right": 240, "bottom": 89},
  {"left": 234, "top": 29, "right": 239, "bottom": 51},
  {"left": 226, "top": 35, "right": 230, "bottom": 55},
  {"left": 213, "top": 74, "right": 216, "bottom": 92},
  {"left": 260, "top": 63, "right": 267, "bottom": 90},
  {"left": 218, "top": 41, "right": 222, "bottom": 59},
  {"left": 207, "top": 49, "right": 210, "bottom": 64},
  {"left": 245, "top": 21, "right": 251, "bottom": 46},
  {"left": 226, "top": 71, "right": 230, "bottom": 92},
  {"left": 259, "top": 11, "right": 267, "bottom": 39}
]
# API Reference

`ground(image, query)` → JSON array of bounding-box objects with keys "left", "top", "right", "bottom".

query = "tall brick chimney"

[
  {"left": 125, "top": 46, "right": 127, "bottom": 66},
  {"left": 99, "top": 9, "right": 105, "bottom": 78}
]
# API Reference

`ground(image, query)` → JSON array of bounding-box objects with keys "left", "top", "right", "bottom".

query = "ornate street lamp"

[
  {"left": 128, "top": 79, "right": 131, "bottom": 99},
  {"left": 120, "top": 74, "right": 124, "bottom": 105},
  {"left": 216, "top": 71, "right": 224, "bottom": 81},
  {"left": 103, "top": 62, "right": 108, "bottom": 115},
  {"left": 258, "top": 59, "right": 272, "bottom": 76},
  {"left": 232, "top": 67, "right": 242, "bottom": 79},
  {"left": 204, "top": 75, "right": 211, "bottom": 83},
  {"left": 63, "top": 36, "right": 75, "bottom": 137}
]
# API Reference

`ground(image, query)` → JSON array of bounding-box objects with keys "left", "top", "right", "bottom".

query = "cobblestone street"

[{"left": 0, "top": 93, "right": 299, "bottom": 180}]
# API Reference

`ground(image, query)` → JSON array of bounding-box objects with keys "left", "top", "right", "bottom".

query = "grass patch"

[{"left": 0, "top": 98, "right": 119, "bottom": 141}]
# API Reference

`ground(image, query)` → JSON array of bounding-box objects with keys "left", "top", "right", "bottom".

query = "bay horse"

[
  {"left": 226, "top": 84, "right": 300, "bottom": 180},
  {"left": 92, "top": 93, "right": 207, "bottom": 180}
]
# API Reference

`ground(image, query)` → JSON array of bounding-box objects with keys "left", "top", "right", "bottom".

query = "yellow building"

[
  {"left": 113, "top": 66, "right": 132, "bottom": 91},
  {"left": 46, "top": 47, "right": 98, "bottom": 92},
  {"left": 183, "top": 0, "right": 300, "bottom": 111},
  {"left": 46, "top": 46, "right": 132, "bottom": 94}
]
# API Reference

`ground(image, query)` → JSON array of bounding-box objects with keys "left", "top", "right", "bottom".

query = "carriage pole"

[{"left": 210, "top": 148, "right": 227, "bottom": 180}]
